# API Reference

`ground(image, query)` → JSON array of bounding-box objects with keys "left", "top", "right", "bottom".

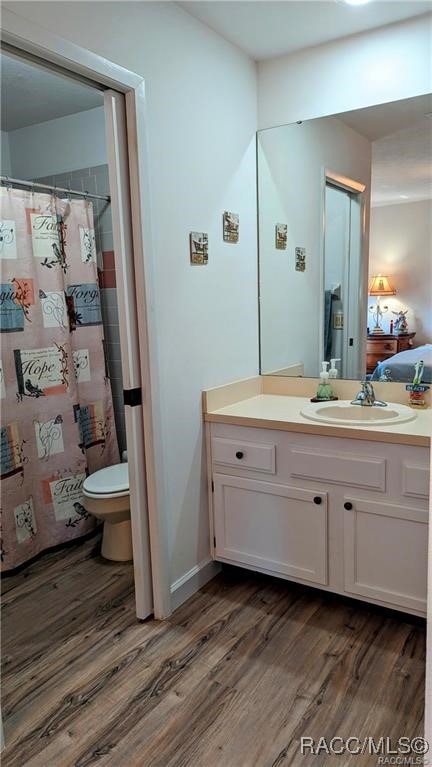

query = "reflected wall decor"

[
  {"left": 295, "top": 246, "right": 306, "bottom": 272},
  {"left": 189, "top": 231, "right": 208, "bottom": 265}
]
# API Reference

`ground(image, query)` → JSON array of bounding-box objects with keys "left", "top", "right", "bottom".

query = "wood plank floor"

[{"left": 1, "top": 536, "right": 426, "bottom": 767}]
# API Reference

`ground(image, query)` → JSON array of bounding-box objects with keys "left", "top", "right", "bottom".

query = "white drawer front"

[
  {"left": 211, "top": 437, "right": 275, "bottom": 474},
  {"left": 288, "top": 446, "right": 386, "bottom": 490},
  {"left": 402, "top": 463, "right": 430, "bottom": 499}
]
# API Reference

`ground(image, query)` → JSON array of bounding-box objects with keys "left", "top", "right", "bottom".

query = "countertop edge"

[{"left": 204, "top": 412, "right": 431, "bottom": 448}]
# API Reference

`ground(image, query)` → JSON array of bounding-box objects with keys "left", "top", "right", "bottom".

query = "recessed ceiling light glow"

[{"left": 343, "top": 0, "right": 372, "bottom": 5}]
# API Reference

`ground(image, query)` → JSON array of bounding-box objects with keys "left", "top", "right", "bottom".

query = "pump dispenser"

[
  {"left": 329, "top": 359, "right": 341, "bottom": 379},
  {"left": 316, "top": 361, "right": 334, "bottom": 401}
]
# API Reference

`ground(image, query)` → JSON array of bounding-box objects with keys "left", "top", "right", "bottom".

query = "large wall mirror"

[{"left": 258, "top": 95, "right": 432, "bottom": 384}]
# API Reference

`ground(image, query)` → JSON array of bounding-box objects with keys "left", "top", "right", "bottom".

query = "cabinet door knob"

[
  {"left": 313, "top": 496, "right": 322, "bottom": 505},
  {"left": 344, "top": 501, "right": 353, "bottom": 511},
  {"left": 235, "top": 451, "right": 244, "bottom": 460}
]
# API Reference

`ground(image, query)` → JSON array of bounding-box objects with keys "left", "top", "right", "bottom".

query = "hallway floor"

[{"left": 1, "top": 537, "right": 425, "bottom": 767}]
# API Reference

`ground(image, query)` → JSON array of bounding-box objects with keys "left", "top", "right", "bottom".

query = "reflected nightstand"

[{"left": 366, "top": 332, "right": 416, "bottom": 374}]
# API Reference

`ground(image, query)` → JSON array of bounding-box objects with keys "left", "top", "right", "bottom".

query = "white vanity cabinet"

[{"left": 207, "top": 423, "right": 430, "bottom": 616}]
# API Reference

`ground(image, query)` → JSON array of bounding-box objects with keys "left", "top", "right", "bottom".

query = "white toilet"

[{"left": 82, "top": 462, "right": 132, "bottom": 562}]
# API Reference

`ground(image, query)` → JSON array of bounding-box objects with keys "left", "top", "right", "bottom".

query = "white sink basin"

[{"left": 301, "top": 400, "right": 417, "bottom": 426}]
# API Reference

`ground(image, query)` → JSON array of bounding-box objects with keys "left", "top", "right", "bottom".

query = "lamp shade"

[{"left": 368, "top": 275, "right": 396, "bottom": 296}]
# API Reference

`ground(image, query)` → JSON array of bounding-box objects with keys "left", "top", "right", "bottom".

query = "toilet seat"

[{"left": 83, "top": 463, "right": 129, "bottom": 499}]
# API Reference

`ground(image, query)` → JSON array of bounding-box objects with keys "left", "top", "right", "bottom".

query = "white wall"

[
  {"left": 259, "top": 117, "right": 371, "bottom": 376},
  {"left": 1, "top": 130, "right": 12, "bottom": 175},
  {"left": 5, "top": 1, "right": 258, "bottom": 588},
  {"left": 258, "top": 14, "right": 432, "bottom": 128},
  {"left": 6, "top": 106, "right": 106, "bottom": 179},
  {"left": 369, "top": 200, "right": 432, "bottom": 344}
]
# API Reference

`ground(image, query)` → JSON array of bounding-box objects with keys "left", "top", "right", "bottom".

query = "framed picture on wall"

[
  {"left": 275, "top": 223, "right": 287, "bottom": 250},
  {"left": 189, "top": 232, "right": 208, "bottom": 265},
  {"left": 295, "top": 246, "right": 306, "bottom": 271},
  {"left": 223, "top": 211, "right": 239, "bottom": 243}
]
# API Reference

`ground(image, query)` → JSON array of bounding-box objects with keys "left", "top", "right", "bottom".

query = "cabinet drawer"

[
  {"left": 367, "top": 339, "right": 397, "bottom": 354},
  {"left": 343, "top": 497, "right": 428, "bottom": 613},
  {"left": 402, "top": 463, "right": 430, "bottom": 499},
  {"left": 367, "top": 352, "right": 394, "bottom": 366},
  {"left": 211, "top": 437, "right": 275, "bottom": 473},
  {"left": 288, "top": 446, "right": 386, "bottom": 490},
  {"left": 397, "top": 336, "right": 414, "bottom": 352}
]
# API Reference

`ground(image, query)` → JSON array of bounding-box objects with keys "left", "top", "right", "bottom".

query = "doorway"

[
  {"left": 0, "top": 20, "right": 173, "bottom": 749},
  {"left": 0, "top": 44, "right": 158, "bottom": 619},
  {"left": 0, "top": 9, "right": 171, "bottom": 621},
  {"left": 323, "top": 178, "right": 366, "bottom": 380}
]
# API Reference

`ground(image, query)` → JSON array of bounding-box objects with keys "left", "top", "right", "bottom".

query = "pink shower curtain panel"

[{"left": 0, "top": 188, "right": 119, "bottom": 571}]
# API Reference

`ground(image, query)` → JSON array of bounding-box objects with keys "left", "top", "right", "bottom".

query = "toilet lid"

[{"left": 83, "top": 463, "right": 129, "bottom": 496}]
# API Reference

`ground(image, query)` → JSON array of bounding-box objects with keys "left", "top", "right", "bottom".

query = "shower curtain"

[{"left": 0, "top": 187, "right": 119, "bottom": 571}]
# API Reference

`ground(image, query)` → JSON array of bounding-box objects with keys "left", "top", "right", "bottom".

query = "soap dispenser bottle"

[
  {"left": 316, "top": 362, "right": 334, "bottom": 401},
  {"left": 329, "top": 358, "right": 341, "bottom": 379}
]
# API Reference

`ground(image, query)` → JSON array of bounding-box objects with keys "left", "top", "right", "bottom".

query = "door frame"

[
  {"left": 319, "top": 169, "right": 368, "bottom": 378},
  {"left": 1, "top": 7, "right": 171, "bottom": 619}
]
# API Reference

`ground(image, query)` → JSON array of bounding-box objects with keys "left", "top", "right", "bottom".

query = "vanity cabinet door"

[
  {"left": 213, "top": 474, "right": 328, "bottom": 586},
  {"left": 343, "top": 497, "right": 428, "bottom": 614}
]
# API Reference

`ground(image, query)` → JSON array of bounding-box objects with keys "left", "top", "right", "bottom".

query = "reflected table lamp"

[{"left": 368, "top": 275, "right": 396, "bottom": 335}]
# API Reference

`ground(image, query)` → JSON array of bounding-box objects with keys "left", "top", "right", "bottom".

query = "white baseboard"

[{"left": 170, "top": 557, "right": 221, "bottom": 612}]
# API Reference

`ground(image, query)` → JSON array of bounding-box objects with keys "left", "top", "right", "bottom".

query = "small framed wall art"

[
  {"left": 223, "top": 211, "right": 239, "bottom": 243},
  {"left": 333, "top": 311, "right": 343, "bottom": 329},
  {"left": 295, "top": 246, "right": 306, "bottom": 272},
  {"left": 189, "top": 232, "right": 209, "bottom": 265},
  {"left": 275, "top": 223, "right": 287, "bottom": 250}
]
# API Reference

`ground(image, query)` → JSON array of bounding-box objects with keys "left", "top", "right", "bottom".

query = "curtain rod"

[{"left": 0, "top": 175, "right": 110, "bottom": 203}]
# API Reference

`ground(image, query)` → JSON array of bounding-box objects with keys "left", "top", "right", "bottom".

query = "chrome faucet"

[{"left": 351, "top": 380, "right": 387, "bottom": 407}]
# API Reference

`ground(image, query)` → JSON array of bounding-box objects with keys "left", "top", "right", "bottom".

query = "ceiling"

[
  {"left": 2, "top": 14, "right": 429, "bottom": 206},
  {"left": 2, "top": 3, "right": 430, "bottom": 130},
  {"left": 333, "top": 96, "right": 432, "bottom": 205},
  {"left": 178, "top": 1, "right": 431, "bottom": 61},
  {"left": 336, "top": 94, "right": 432, "bottom": 141},
  {"left": 370, "top": 117, "right": 432, "bottom": 206},
  {"left": 1, "top": 52, "right": 103, "bottom": 132}
]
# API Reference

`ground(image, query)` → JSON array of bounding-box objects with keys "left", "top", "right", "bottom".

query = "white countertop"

[{"left": 205, "top": 394, "right": 431, "bottom": 447}]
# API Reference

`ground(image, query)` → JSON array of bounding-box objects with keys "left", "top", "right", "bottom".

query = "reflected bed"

[{"left": 371, "top": 344, "right": 432, "bottom": 383}]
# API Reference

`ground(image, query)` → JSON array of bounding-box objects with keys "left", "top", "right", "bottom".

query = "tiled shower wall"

[{"left": 36, "top": 164, "right": 126, "bottom": 454}]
